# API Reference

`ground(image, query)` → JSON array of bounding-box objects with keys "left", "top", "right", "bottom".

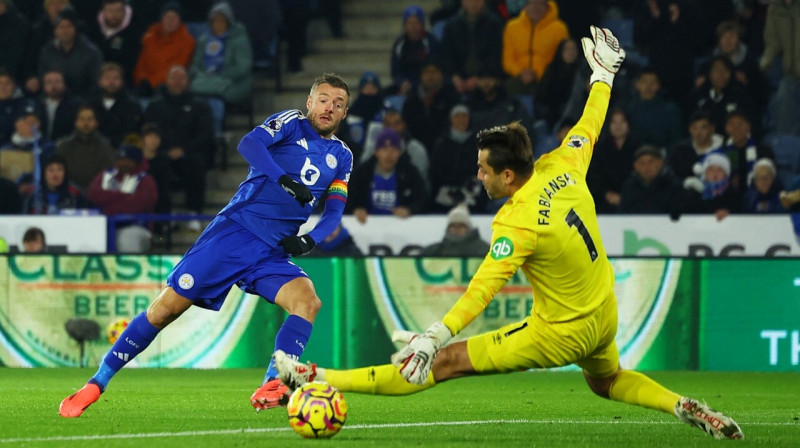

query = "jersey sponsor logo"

[
  {"left": 300, "top": 157, "right": 321, "bottom": 185},
  {"left": 566, "top": 135, "right": 589, "bottom": 149},
  {"left": 490, "top": 237, "right": 514, "bottom": 260},
  {"left": 178, "top": 273, "right": 195, "bottom": 290},
  {"left": 326, "top": 153, "right": 337, "bottom": 169}
]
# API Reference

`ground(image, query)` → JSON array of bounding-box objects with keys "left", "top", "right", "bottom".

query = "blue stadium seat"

[
  {"left": 763, "top": 133, "right": 800, "bottom": 188},
  {"left": 384, "top": 95, "right": 406, "bottom": 113}
]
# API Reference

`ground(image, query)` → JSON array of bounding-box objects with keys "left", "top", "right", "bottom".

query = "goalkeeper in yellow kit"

[{"left": 275, "top": 26, "right": 743, "bottom": 440}]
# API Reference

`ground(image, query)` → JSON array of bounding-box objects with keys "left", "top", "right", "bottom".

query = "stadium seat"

[
  {"left": 763, "top": 133, "right": 800, "bottom": 188},
  {"left": 384, "top": 95, "right": 406, "bottom": 113}
]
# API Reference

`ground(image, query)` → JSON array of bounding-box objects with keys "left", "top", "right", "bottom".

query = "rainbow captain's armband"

[{"left": 327, "top": 179, "right": 348, "bottom": 202}]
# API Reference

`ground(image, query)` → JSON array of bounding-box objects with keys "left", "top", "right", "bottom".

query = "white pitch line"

[{"left": 0, "top": 419, "right": 796, "bottom": 444}]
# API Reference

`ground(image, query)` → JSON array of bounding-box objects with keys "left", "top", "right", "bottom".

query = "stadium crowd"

[{"left": 0, "top": 0, "right": 799, "bottom": 253}]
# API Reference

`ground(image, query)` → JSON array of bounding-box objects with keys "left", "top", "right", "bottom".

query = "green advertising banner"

[
  {"left": 700, "top": 260, "right": 800, "bottom": 372},
  {"left": 1, "top": 255, "right": 795, "bottom": 371}
]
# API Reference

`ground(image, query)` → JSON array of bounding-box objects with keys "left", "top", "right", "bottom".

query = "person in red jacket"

[{"left": 88, "top": 145, "right": 158, "bottom": 252}]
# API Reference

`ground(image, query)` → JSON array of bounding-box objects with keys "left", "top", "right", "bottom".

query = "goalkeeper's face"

[
  {"left": 307, "top": 83, "right": 348, "bottom": 139},
  {"left": 477, "top": 149, "right": 507, "bottom": 200}
]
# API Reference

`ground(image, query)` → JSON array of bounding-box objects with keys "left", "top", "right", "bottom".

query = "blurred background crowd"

[{"left": 0, "top": 0, "right": 798, "bottom": 254}]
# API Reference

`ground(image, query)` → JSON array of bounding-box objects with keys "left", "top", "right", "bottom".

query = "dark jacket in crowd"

[
  {"left": 144, "top": 86, "right": 215, "bottom": 165},
  {"left": 346, "top": 153, "right": 428, "bottom": 216},
  {"left": 420, "top": 228, "right": 490, "bottom": 257},
  {"left": 88, "top": 89, "right": 143, "bottom": 147},
  {"left": 587, "top": 135, "right": 638, "bottom": 214},
  {"left": 440, "top": 8, "right": 504, "bottom": 80},
  {"left": 86, "top": 13, "right": 143, "bottom": 85},
  {"left": 56, "top": 130, "right": 115, "bottom": 191},
  {"left": 618, "top": 168, "right": 684, "bottom": 214},
  {"left": 0, "top": 3, "right": 31, "bottom": 84},
  {"left": 0, "top": 175, "right": 21, "bottom": 214},
  {"left": 390, "top": 31, "right": 440, "bottom": 89},
  {"left": 39, "top": 35, "right": 104, "bottom": 96},
  {"left": 35, "top": 93, "right": 82, "bottom": 143},
  {"left": 20, "top": 177, "right": 88, "bottom": 214},
  {"left": 402, "top": 83, "right": 460, "bottom": 151}
]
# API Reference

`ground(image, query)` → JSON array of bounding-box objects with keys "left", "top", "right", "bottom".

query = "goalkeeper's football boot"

[
  {"left": 674, "top": 397, "right": 744, "bottom": 440},
  {"left": 273, "top": 349, "right": 317, "bottom": 390},
  {"left": 250, "top": 378, "right": 290, "bottom": 411},
  {"left": 59, "top": 382, "right": 102, "bottom": 418}
]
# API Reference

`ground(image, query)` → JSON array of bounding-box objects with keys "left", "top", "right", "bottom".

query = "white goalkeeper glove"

[
  {"left": 581, "top": 25, "right": 626, "bottom": 87},
  {"left": 390, "top": 322, "right": 452, "bottom": 385}
]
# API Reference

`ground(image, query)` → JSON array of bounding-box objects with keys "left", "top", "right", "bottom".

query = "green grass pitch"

[{"left": 1, "top": 369, "right": 798, "bottom": 447}]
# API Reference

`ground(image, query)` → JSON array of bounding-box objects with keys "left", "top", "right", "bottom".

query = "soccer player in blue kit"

[{"left": 59, "top": 73, "right": 354, "bottom": 417}]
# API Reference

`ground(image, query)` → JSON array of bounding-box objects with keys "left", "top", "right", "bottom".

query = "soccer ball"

[
  {"left": 106, "top": 318, "right": 130, "bottom": 344},
  {"left": 287, "top": 381, "right": 348, "bottom": 439}
]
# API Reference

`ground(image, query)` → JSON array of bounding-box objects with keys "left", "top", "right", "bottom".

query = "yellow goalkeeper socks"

[
  {"left": 322, "top": 364, "right": 435, "bottom": 395},
  {"left": 608, "top": 370, "right": 681, "bottom": 414}
]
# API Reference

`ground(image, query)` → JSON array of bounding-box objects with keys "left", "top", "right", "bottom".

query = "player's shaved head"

[
  {"left": 310, "top": 73, "right": 350, "bottom": 106},
  {"left": 477, "top": 122, "right": 534, "bottom": 177}
]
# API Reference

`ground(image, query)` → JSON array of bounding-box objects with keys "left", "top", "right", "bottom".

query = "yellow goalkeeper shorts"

[{"left": 466, "top": 293, "right": 620, "bottom": 379}]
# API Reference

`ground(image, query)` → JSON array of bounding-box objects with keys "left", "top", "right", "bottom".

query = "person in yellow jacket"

[
  {"left": 502, "top": 0, "right": 569, "bottom": 95},
  {"left": 274, "top": 26, "right": 745, "bottom": 441}
]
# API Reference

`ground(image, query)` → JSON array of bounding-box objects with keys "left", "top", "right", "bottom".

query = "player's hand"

[
  {"left": 390, "top": 322, "right": 452, "bottom": 385},
  {"left": 278, "top": 174, "right": 315, "bottom": 206},
  {"left": 279, "top": 234, "right": 316, "bottom": 257},
  {"left": 391, "top": 329, "right": 420, "bottom": 345},
  {"left": 581, "top": 25, "right": 626, "bottom": 87}
]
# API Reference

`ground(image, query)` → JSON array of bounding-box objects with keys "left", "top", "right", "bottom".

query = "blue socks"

[
  {"left": 90, "top": 312, "right": 160, "bottom": 391},
  {"left": 264, "top": 314, "right": 313, "bottom": 383}
]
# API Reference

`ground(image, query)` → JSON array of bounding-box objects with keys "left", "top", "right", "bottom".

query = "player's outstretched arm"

[{"left": 581, "top": 25, "right": 626, "bottom": 88}]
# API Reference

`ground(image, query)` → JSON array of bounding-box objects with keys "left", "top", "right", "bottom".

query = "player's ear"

[{"left": 306, "top": 95, "right": 312, "bottom": 112}]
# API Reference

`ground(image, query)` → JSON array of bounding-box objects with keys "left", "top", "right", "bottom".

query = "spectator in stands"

[
  {"left": 429, "top": 104, "right": 484, "bottom": 214},
  {"left": 279, "top": 0, "right": 311, "bottom": 73},
  {"left": 0, "top": 69, "right": 24, "bottom": 146},
  {"left": 743, "top": 158, "right": 784, "bottom": 213},
  {"left": 667, "top": 111, "right": 724, "bottom": 181},
  {"left": 56, "top": 104, "right": 114, "bottom": 192},
  {"left": 441, "top": 0, "right": 504, "bottom": 95},
  {"left": 21, "top": 153, "right": 87, "bottom": 214},
  {"left": 189, "top": 1, "right": 253, "bottom": 105},
  {"left": 133, "top": 2, "right": 195, "bottom": 97},
  {"left": 27, "top": 0, "right": 70, "bottom": 94},
  {"left": 228, "top": 0, "right": 282, "bottom": 69},
  {"left": 0, "top": 103, "right": 54, "bottom": 185},
  {"left": 534, "top": 38, "right": 580, "bottom": 130},
  {"left": 361, "top": 109, "right": 429, "bottom": 188},
  {"left": 389, "top": 5, "right": 440, "bottom": 96},
  {"left": 634, "top": 0, "right": 699, "bottom": 108},
  {"left": 38, "top": 6, "right": 104, "bottom": 96},
  {"left": 310, "top": 223, "right": 363, "bottom": 257},
  {"left": 0, "top": 175, "right": 21, "bottom": 213},
  {"left": 676, "top": 152, "right": 740, "bottom": 221},
  {"left": 86, "top": 0, "right": 142, "bottom": 84},
  {"left": 624, "top": 68, "right": 683, "bottom": 149},
  {"left": 88, "top": 144, "right": 158, "bottom": 252},
  {"left": 34, "top": 70, "right": 80, "bottom": 143},
  {"left": 689, "top": 55, "right": 754, "bottom": 133},
  {"left": 421, "top": 203, "right": 490, "bottom": 257},
  {"left": 695, "top": 20, "right": 769, "bottom": 121},
  {"left": 502, "top": 0, "right": 569, "bottom": 95},
  {"left": 144, "top": 65, "right": 213, "bottom": 217},
  {"left": 138, "top": 122, "right": 171, "bottom": 214},
  {"left": 720, "top": 110, "right": 774, "bottom": 192},
  {"left": 337, "top": 71, "right": 384, "bottom": 161},
  {"left": 22, "top": 226, "right": 46, "bottom": 252},
  {"left": 760, "top": 0, "right": 800, "bottom": 135},
  {"left": 618, "top": 145, "right": 682, "bottom": 214},
  {"left": 88, "top": 62, "right": 142, "bottom": 147},
  {"left": 402, "top": 60, "right": 459, "bottom": 152},
  {"left": 347, "top": 128, "right": 428, "bottom": 223},
  {"left": 587, "top": 108, "right": 638, "bottom": 214},
  {"left": 466, "top": 68, "right": 535, "bottom": 136},
  {"left": 0, "top": 0, "right": 31, "bottom": 86}
]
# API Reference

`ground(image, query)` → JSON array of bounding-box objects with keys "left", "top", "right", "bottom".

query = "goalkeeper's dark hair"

[
  {"left": 476, "top": 122, "right": 533, "bottom": 177},
  {"left": 310, "top": 73, "right": 351, "bottom": 105}
]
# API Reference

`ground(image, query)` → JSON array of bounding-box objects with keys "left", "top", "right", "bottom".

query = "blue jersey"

[{"left": 220, "top": 109, "right": 353, "bottom": 243}]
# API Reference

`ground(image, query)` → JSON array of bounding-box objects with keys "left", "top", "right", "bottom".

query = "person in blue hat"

[{"left": 389, "top": 5, "right": 440, "bottom": 96}]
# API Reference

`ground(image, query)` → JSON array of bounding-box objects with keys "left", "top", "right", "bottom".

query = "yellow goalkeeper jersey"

[{"left": 442, "top": 83, "right": 615, "bottom": 335}]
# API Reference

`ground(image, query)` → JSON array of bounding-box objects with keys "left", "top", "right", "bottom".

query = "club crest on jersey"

[
  {"left": 178, "top": 273, "right": 194, "bottom": 290},
  {"left": 326, "top": 153, "right": 337, "bottom": 169},
  {"left": 490, "top": 237, "right": 514, "bottom": 260},
  {"left": 566, "top": 135, "right": 589, "bottom": 149},
  {"left": 259, "top": 118, "right": 283, "bottom": 137}
]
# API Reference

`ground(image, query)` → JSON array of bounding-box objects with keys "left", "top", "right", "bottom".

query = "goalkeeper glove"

[
  {"left": 279, "top": 234, "right": 316, "bottom": 257},
  {"left": 581, "top": 25, "right": 626, "bottom": 87},
  {"left": 278, "top": 174, "right": 315, "bottom": 206},
  {"left": 390, "top": 322, "right": 452, "bottom": 385}
]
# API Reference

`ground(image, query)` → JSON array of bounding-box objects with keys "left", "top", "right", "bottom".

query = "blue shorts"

[{"left": 166, "top": 215, "right": 308, "bottom": 310}]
